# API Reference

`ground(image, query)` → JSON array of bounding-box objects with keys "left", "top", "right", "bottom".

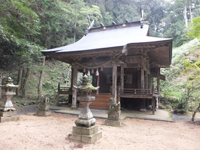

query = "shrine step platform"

[{"left": 50, "top": 106, "right": 173, "bottom": 122}]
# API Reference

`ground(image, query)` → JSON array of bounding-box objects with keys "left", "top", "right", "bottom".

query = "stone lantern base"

[
  {"left": 0, "top": 111, "right": 19, "bottom": 123},
  {"left": 105, "top": 119, "right": 123, "bottom": 127},
  {"left": 36, "top": 94, "right": 52, "bottom": 116},
  {"left": 68, "top": 125, "right": 102, "bottom": 144}
]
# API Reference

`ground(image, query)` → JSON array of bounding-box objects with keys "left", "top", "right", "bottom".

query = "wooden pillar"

[
  {"left": 152, "top": 97, "right": 155, "bottom": 115},
  {"left": 157, "top": 76, "right": 160, "bottom": 95},
  {"left": 71, "top": 65, "right": 78, "bottom": 109},
  {"left": 141, "top": 68, "right": 144, "bottom": 92},
  {"left": 112, "top": 61, "right": 117, "bottom": 103},
  {"left": 120, "top": 65, "right": 124, "bottom": 93},
  {"left": 70, "top": 68, "right": 73, "bottom": 89},
  {"left": 145, "top": 71, "right": 148, "bottom": 90},
  {"left": 137, "top": 69, "right": 140, "bottom": 88},
  {"left": 148, "top": 74, "right": 151, "bottom": 89},
  {"left": 151, "top": 76, "right": 154, "bottom": 94}
]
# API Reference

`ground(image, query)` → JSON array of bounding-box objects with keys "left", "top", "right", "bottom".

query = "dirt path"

[{"left": 0, "top": 113, "right": 200, "bottom": 150}]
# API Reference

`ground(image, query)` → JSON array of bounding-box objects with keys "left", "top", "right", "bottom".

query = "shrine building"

[{"left": 41, "top": 20, "right": 172, "bottom": 114}]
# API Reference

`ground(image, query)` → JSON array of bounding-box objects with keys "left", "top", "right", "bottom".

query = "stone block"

[
  {"left": 73, "top": 126, "right": 82, "bottom": 134},
  {"left": 72, "top": 134, "right": 82, "bottom": 141},
  {"left": 69, "top": 125, "right": 102, "bottom": 144},
  {"left": 0, "top": 115, "right": 19, "bottom": 123},
  {"left": 36, "top": 110, "right": 51, "bottom": 116},
  {"left": 105, "top": 119, "right": 123, "bottom": 127},
  {"left": 82, "top": 126, "right": 98, "bottom": 135},
  {"left": 0, "top": 111, "right": 17, "bottom": 117},
  {"left": 73, "top": 126, "right": 98, "bottom": 135},
  {"left": 81, "top": 131, "right": 102, "bottom": 144}
]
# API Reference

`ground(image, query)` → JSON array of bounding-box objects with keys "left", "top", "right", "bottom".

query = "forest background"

[{"left": 0, "top": 0, "right": 200, "bottom": 113}]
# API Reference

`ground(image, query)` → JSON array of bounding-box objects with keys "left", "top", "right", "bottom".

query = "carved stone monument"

[
  {"left": 0, "top": 77, "right": 19, "bottom": 122},
  {"left": 68, "top": 75, "right": 102, "bottom": 143},
  {"left": 105, "top": 98, "right": 123, "bottom": 126},
  {"left": 37, "top": 94, "right": 51, "bottom": 116}
]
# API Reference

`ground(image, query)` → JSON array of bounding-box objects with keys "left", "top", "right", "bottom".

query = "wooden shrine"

[{"left": 41, "top": 20, "right": 172, "bottom": 114}]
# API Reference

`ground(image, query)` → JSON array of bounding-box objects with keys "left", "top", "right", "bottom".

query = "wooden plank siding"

[{"left": 79, "top": 94, "right": 113, "bottom": 110}]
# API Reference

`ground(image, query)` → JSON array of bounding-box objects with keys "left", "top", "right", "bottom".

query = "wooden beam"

[{"left": 151, "top": 73, "right": 165, "bottom": 81}]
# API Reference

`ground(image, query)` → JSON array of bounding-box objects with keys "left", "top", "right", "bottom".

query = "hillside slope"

[{"left": 160, "top": 39, "right": 200, "bottom": 110}]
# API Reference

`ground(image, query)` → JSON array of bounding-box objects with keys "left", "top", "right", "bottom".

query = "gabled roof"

[
  {"left": 41, "top": 21, "right": 172, "bottom": 67},
  {"left": 41, "top": 21, "right": 171, "bottom": 53}
]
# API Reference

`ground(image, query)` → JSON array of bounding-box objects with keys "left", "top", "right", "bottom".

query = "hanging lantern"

[
  {"left": 96, "top": 68, "right": 99, "bottom": 76},
  {"left": 91, "top": 69, "right": 94, "bottom": 74},
  {"left": 87, "top": 70, "right": 90, "bottom": 76},
  {"left": 83, "top": 68, "right": 86, "bottom": 73},
  {"left": 101, "top": 67, "right": 103, "bottom": 71}
]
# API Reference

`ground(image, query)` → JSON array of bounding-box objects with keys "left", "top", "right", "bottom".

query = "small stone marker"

[
  {"left": 36, "top": 94, "right": 51, "bottom": 116},
  {"left": 105, "top": 98, "right": 123, "bottom": 126},
  {"left": 68, "top": 75, "right": 102, "bottom": 144},
  {"left": 0, "top": 77, "right": 19, "bottom": 122}
]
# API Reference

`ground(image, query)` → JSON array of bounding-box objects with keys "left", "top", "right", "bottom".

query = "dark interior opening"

[{"left": 120, "top": 98, "right": 152, "bottom": 110}]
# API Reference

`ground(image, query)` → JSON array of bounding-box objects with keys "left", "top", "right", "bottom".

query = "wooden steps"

[{"left": 79, "top": 94, "right": 112, "bottom": 110}]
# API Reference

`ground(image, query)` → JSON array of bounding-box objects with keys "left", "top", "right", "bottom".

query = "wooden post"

[
  {"left": 137, "top": 69, "right": 141, "bottom": 88},
  {"left": 112, "top": 61, "right": 117, "bottom": 103},
  {"left": 157, "top": 76, "right": 160, "bottom": 95},
  {"left": 145, "top": 71, "right": 148, "bottom": 91},
  {"left": 120, "top": 65, "right": 124, "bottom": 94},
  {"left": 71, "top": 65, "right": 78, "bottom": 109},
  {"left": 148, "top": 74, "right": 151, "bottom": 90},
  {"left": 151, "top": 76, "right": 153, "bottom": 94},
  {"left": 152, "top": 97, "right": 155, "bottom": 115},
  {"left": 56, "top": 83, "right": 60, "bottom": 105},
  {"left": 141, "top": 68, "right": 144, "bottom": 93}
]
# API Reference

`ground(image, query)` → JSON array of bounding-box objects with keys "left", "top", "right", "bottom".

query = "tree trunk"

[
  {"left": 189, "top": 6, "right": 192, "bottom": 22},
  {"left": 21, "top": 68, "right": 30, "bottom": 98},
  {"left": 192, "top": 103, "right": 200, "bottom": 122},
  {"left": 74, "top": 22, "right": 77, "bottom": 43},
  {"left": 184, "top": 3, "right": 188, "bottom": 28},
  {"left": 16, "top": 69, "right": 22, "bottom": 96},
  {"left": 0, "top": 74, "right": 3, "bottom": 98},
  {"left": 38, "top": 57, "right": 45, "bottom": 101}
]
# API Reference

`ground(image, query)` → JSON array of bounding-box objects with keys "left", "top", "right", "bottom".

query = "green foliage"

[
  {"left": 0, "top": 0, "right": 42, "bottom": 70},
  {"left": 30, "top": 0, "right": 102, "bottom": 47},
  {"left": 187, "top": 17, "right": 200, "bottom": 39},
  {"left": 173, "top": 98, "right": 188, "bottom": 114},
  {"left": 161, "top": 39, "right": 200, "bottom": 111}
]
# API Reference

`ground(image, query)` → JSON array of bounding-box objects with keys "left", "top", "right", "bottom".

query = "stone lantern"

[
  {"left": 0, "top": 77, "right": 19, "bottom": 122},
  {"left": 68, "top": 75, "right": 102, "bottom": 143}
]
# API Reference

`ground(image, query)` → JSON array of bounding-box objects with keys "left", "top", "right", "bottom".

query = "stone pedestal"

[
  {"left": 69, "top": 96, "right": 102, "bottom": 143},
  {"left": 0, "top": 77, "right": 19, "bottom": 122},
  {"left": 75, "top": 96, "right": 96, "bottom": 127},
  {"left": 0, "top": 92, "right": 16, "bottom": 111},
  {"left": 0, "top": 111, "right": 19, "bottom": 122},
  {"left": 37, "top": 94, "right": 51, "bottom": 116},
  {"left": 105, "top": 99, "right": 123, "bottom": 126},
  {"left": 69, "top": 126, "right": 102, "bottom": 144},
  {"left": 105, "top": 119, "right": 123, "bottom": 126},
  {"left": 69, "top": 75, "right": 101, "bottom": 144}
]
